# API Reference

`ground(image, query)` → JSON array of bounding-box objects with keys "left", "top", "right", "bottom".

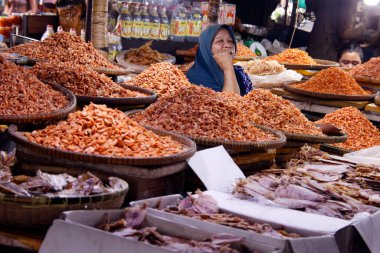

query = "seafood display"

[
  {"left": 24, "top": 103, "right": 186, "bottom": 157},
  {"left": 234, "top": 146, "right": 380, "bottom": 220},
  {"left": 131, "top": 85, "right": 278, "bottom": 142},
  {"left": 163, "top": 191, "right": 300, "bottom": 238},
  {"left": 126, "top": 62, "right": 193, "bottom": 96},
  {"left": 0, "top": 150, "right": 124, "bottom": 197},
  {"left": 237, "top": 60, "right": 285, "bottom": 76},
  {"left": 349, "top": 57, "right": 380, "bottom": 80},
  {"left": 316, "top": 107, "right": 380, "bottom": 151},
  {"left": 291, "top": 67, "right": 369, "bottom": 95},
  {"left": 125, "top": 41, "right": 168, "bottom": 65},
  {"left": 265, "top": 48, "right": 317, "bottom": 65},
  {"left": 98, "top": 205, "right": 243, "bottom": 253},
  {"left": 235, "top": 43, "right": 256, "bottom": 58},
  {"left": 242, "top": 89, "right": 323, "bottom": 135},
  {"left": 6, "top": 32, "right": 117, "bottom": 69},
  {"left": 33, "top": 61, "right": 146, "bottom": 98},
  {"left": 0, "top": 57, "right": 69, "bottom": 116}
]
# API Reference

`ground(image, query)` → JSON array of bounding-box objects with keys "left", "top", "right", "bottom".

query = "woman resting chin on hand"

[{"left": 187, "top": 24, "right": 253, "bottom": 96}]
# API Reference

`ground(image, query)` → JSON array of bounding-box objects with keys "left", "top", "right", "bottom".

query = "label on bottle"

[
  {"left": 132, "top": 20, "right": 142, "bottom": 38},
  {"left": 160, "top": 23, "right": 169, "bottom": 40},
  {"left": 150, "top": 22, "right": 160, "bottom": 39},
  {"left": 142, "top": 21, "right": 151, "bottom": 39},
  {"left": 121, "top": 20, "right": 132, "bottom": 38},
  {"left": 170, "top": 20, "right": 179, "bottom": 36},
  {"left": 178, "top": 20, "right": 187, "bottom": 36}
]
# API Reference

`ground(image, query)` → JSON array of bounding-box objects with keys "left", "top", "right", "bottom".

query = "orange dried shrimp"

[
  {"left": 235, "top": 43, "right": 256, "bottom": 57},
  {"left": 126, "top": 41, "right": 168, "bottom": 65},
  {"left": 349, "top": 57, "right": 380, "bottom": 80},
  {"left": 265, "top": 48, "right": 317, "bottom": 65},
  {"left": 24, "top": 104, "right": 185, "bottom": 157},
  {"left": 292, "top": 67, "right": 369, "bottom": 95},
  {"left": 316, "top": 107, "right": 380, "bottom": 151}
]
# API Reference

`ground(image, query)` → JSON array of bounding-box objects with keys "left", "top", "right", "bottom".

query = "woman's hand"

[{"left": 213, "top": 48, "right": 234, "bottom": 72}]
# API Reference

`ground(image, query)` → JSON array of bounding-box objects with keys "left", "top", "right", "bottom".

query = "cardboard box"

[
  {"left": 130, "top": 194, "right": 340, "bottom": 253},
  {"left": 39, "top": 209, "right": 282, "bottom": 253}
]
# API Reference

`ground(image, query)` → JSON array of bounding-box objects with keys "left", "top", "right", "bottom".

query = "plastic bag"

[
  {"left": 343, "top": 145, "right": 380, "bottom": 166},
  {"left": 249, "top": 70, "right": 303, "bottom": 89}
]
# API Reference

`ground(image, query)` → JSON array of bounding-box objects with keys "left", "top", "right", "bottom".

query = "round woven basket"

[
  {"left": 8, "top": 124, "right": 196, "bottom": 166},
  {"left": 176, "top": 49, "right": 196, "bottom": 58},
  {"left": 0, "top": 83, "right": 76, "bottom": 125},
  {"left": 353, "top": 75, "right": 380, "bottom": 85},
  {"left": 283, "top": 59, "right": 339, "bottom": 70},
  {"left": 116, "top": 50, "right": 176, "bottom": 74},
  {"left": 125, "top": 110, "right": 286, "bottom": 152},
  {"left": 283, "top": 83, "right": 377, "bottom": 101},
  {"left": 320, "top": 144, "right": 352, "bottom": 155},
  {"left": 75, "top": 84, "right": 157, "bottom": 106},
  {"left": 283, "top": 131, "right": 348, "bottom": 144},
  {"left": 91, "top": 66, "right": 133, "bottom": 76},
  {"left": 0, "top": 178, "right": 128, "bottom": 228}
]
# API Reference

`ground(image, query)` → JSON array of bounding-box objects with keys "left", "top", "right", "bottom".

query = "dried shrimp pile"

[
  {"left": 127, "top": 62, "right": 192, "bottom": 96},
  {"left": 33, "top": 61, "right": 145, "bottom": 98},
  {"left": 316, "top": 107, "right": 380, "bottom": 151},
  {"left": 242, "top": 89, "right": 323, "bottom": 135},
  {"left": 131, "top": 85, "right": 278, "bottom": 142},
  {"left": 0, "top": 57, "right": 68, "bottom": 116},
  {"left": 126, "top": 41, "right": 168, "bottom": 65},
  {"left": 237, "top": 60, "right": 285, "bottom": 76},
  {"left": 25, "top": 104, "right": 185, "bottom": 157},
  {"left": 6, "top": 32, "right": 117, "bottom": 69},
  {"left": 235, "top": 43, "right": 256, "bottom": 57},
  {"left": 349, "top": 57, "right": 380, "bottom": 80},
  {"left": 292, "top": 67, "right": 369, "bottom": 95},
  {"left": 265, "top": 48, "right": 317, "bottom": 65}
]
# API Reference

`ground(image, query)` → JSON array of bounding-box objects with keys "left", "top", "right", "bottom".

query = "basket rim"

[
  {"left": 0, "top": 177, "right": 129, "bottom": 205},
  {"left": 352, "top": 75, "right": 380, "bottom": 85},
  {"left": 126, "top": 110, "right": 287, "bottom": 151},
  {"left": 8, "top": 124, "right": 197, "bottom": 166},
  {"left": 320, "top": 144, "right": 352, "bottom": 155},
  {"left": 283, "top": 83, "right": 377, "bottom": 101},
  {"left": 0, "top": 82, "right": 77, "bottom": 124},
  {"left": 282, "top": 59, "right": 339, "bottom": 70},
  {"left": 283, "top": 131, "right": 348, "bottom": 143},
  {"left": 91, "top": 66, "right": 132, "bottom": 76}
]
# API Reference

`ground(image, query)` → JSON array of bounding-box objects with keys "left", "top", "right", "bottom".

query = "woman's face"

[
  {"left": 339, "top": 52, "right": 362, "bottom": 68},
  {"left": 211, "top": 29, "right": 235, "bottom": 56}
]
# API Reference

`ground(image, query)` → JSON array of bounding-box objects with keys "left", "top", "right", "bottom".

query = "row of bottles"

[{"left": 41, "top": 25, "right": 85, "bottom": 41}]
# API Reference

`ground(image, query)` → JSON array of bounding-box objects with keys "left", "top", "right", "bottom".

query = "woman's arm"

[
  {"left": 26, "top": 0, "right": 37, "bottom": 13},
  {"left": 213, "top": 49, "right": 240, "bottom": 94}
]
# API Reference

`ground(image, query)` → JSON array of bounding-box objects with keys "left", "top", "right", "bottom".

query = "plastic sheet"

[
  {"left": 250, "top": 70, "right": 303, "bottom": 89},
  {"left": 343, "top": 145, "right": 380, "bottom": 166}
]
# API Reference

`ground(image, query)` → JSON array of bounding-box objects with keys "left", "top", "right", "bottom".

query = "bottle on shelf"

[
  {"left": 107, "top": 32, "right": 123, "bottom": 62},
  {"left": 69, "top": 28, "right": 77, "bottom": 36},
  {"left": 140, "top": 4, "right": 151, "bottom": 39},
  {"left": 57, "top": 26, "right": 64, "bottom": 33},
  {"left": 159, "top": 6, "right": 169, "bottom": 40},
  {"left": 37, "top": 0, "right": 44, "bottom": 14},
  {"left": 187, "top": 7, "right": 202, "bottom": 42},
  {"left": 131, "top": 4, "right": 142, "bottom": 38},
  {"left": 170, "top": 5, "right": 188, "bottom": 42},
  {"left": 80, "top": 29, "right": 86, "bottom": 41},
  {"left": 119, "top": 2, "right": 132, "bottom": 38},
  {"left": 41, "top": 24, "right": 54, "bottom": 41},
  {"left": 150, "top": 5, "right": 160, "bottom": 40}
]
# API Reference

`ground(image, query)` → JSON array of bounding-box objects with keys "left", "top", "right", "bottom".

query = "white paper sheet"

[{"left": 186, "top": 146, "right": 246, "bottom": 192}]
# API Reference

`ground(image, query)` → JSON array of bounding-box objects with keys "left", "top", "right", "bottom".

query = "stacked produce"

[
  {"left": 291, "top": 67, "right": 369, "bottom": 95},
  {"left": 234, "top": 146, "right": 380, "bottom": 220},
  {"left": 316, "top": 107, "right": 380, "bottom": 151},
  {"left": 0, "top": 57, "right": 69, "bottom": 116},
  {"left": 33, "top": 61, "right": 145, "bottom": 98},
  {"left": 127, "top": 62, "right": 193, "bottom": 96},
  {"left": 126, "top": 41, "right": 168, "bottom": 65},
  {"left": 349, "top": 57, "right": 380, "bottom": 79},
  {"left": 265, "top": 48, "right": 317, "bottom": 65},
  {"left": 24, "top": 104, "right": 185, "bottom": 157},
  {"left": 235, "top": 43, "right": 256, "bottom": 58},
  {"left": 163, "top": 191, "right": 300, "bottom": 238},
  {"left": 98, "top": 206, "right": 242, "bottom": 253},
  {"left": 237, "top": 60, "right": 285, "bottom": 76},
  {"left": 242, "top": 89, "right": 323, "bottom": 135},
  {"left": 6, "top": 32, "right": 117, "bottom": 69},
  {"left": 131, "top": 85, "right": 278, "bottom": 142}
]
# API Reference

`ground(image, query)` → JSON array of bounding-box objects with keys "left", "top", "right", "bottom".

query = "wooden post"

[{"left": 85, "top": 0, "right": 93, "bottom": 42}]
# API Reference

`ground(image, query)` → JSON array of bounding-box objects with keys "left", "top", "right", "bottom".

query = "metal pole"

[
  {"left": 85, "top": 0, "right": 93, "bottom": 42},
  {"left": 284, "top": 0, "right": 289, "bottom": 26}
]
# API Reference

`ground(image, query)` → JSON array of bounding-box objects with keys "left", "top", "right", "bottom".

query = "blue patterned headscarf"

[{"left": 186, "top": 24, "right": 252, "bottom": 96}]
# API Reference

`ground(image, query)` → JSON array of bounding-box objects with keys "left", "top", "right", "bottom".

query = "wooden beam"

[{"left": 85, "top": 0, "right": 93, "bottom": 42}]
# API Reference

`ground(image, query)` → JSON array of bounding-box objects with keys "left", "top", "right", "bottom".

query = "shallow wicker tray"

[
  {"left": 320, "top": 144, "right": 352, "bottom": 155},
  {"left": 176, "top": 49, "right": 196, "bottom": 58},
  {"left": 8, "top": 124, "right": 196, "bottom": 166},
  {"left": 284, "top": 131, "right": 348, "bottom": 144},
  {"left": 74, "top": 83, "right": 157, "bottom": 106},
  {"left": 0, "top": 83, "right": 76, "bottom": 125},
  {"left": 0, "top": 178, "right": 128, "bottom": 228},
  {"left": 116, "top": 50, "right": 176, "bottom": 74},
  {"left": 352, "top": 75, "right": 380, "bottom": 85},
  {"left": 125, "top": 111, "right": 286, "bottom": 152},
  {"left": 282, "top": 59, "right": 339, "bottom": 70},
  {"left": 91, "top": 66, "right": 133, "bottom": 76},
  {"left": 234, "top": 55, "right": 257, "bottom": 61},
  {"left": 283, "top": 83, "right": 377, "bottom": 101}
]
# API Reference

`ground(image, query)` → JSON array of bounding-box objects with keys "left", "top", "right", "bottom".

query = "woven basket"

[
  {"left": 91, "top": 66, "right": 133, "bottom": 76},
  {"left": 125, "top": 110, "right": 286, "bottom": 152},
  {"left": 320, "top": 144, "right": 352, "bottom": 155},
  {"left": 283, "top": 59, "right": 339, "bottom": 70},
  {"left": 8, "top": 124, "right": 196, "bottom": 166},
  {"left": 283, "top": 83, "right": 377, "bottom": 101},
  {"left": 0, "top": 178, "right": 128, "bottom": 228},
  {"left": 352, "top": 75, "right": 380, "bottom": 85},
  {"left": 284, "top": 131, "right": 348, "bottom": 144},
  {"left": 0, "top": 83, "right": 76, "bottom": 125},
  {"left": 75, "top": 84, "right": 157, "bottom": 106},
  {"left": 176, "top": 49, "right": 196, "bottom": 58}
]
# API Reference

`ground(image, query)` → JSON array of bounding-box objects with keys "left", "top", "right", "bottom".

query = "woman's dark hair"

[{"left": 337, "top": 41, "right": 364, "bottom": 62}]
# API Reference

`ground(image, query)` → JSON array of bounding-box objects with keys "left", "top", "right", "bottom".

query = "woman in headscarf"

[{"left": 187, "top": 24, "right": 252, "bottom": 96}]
